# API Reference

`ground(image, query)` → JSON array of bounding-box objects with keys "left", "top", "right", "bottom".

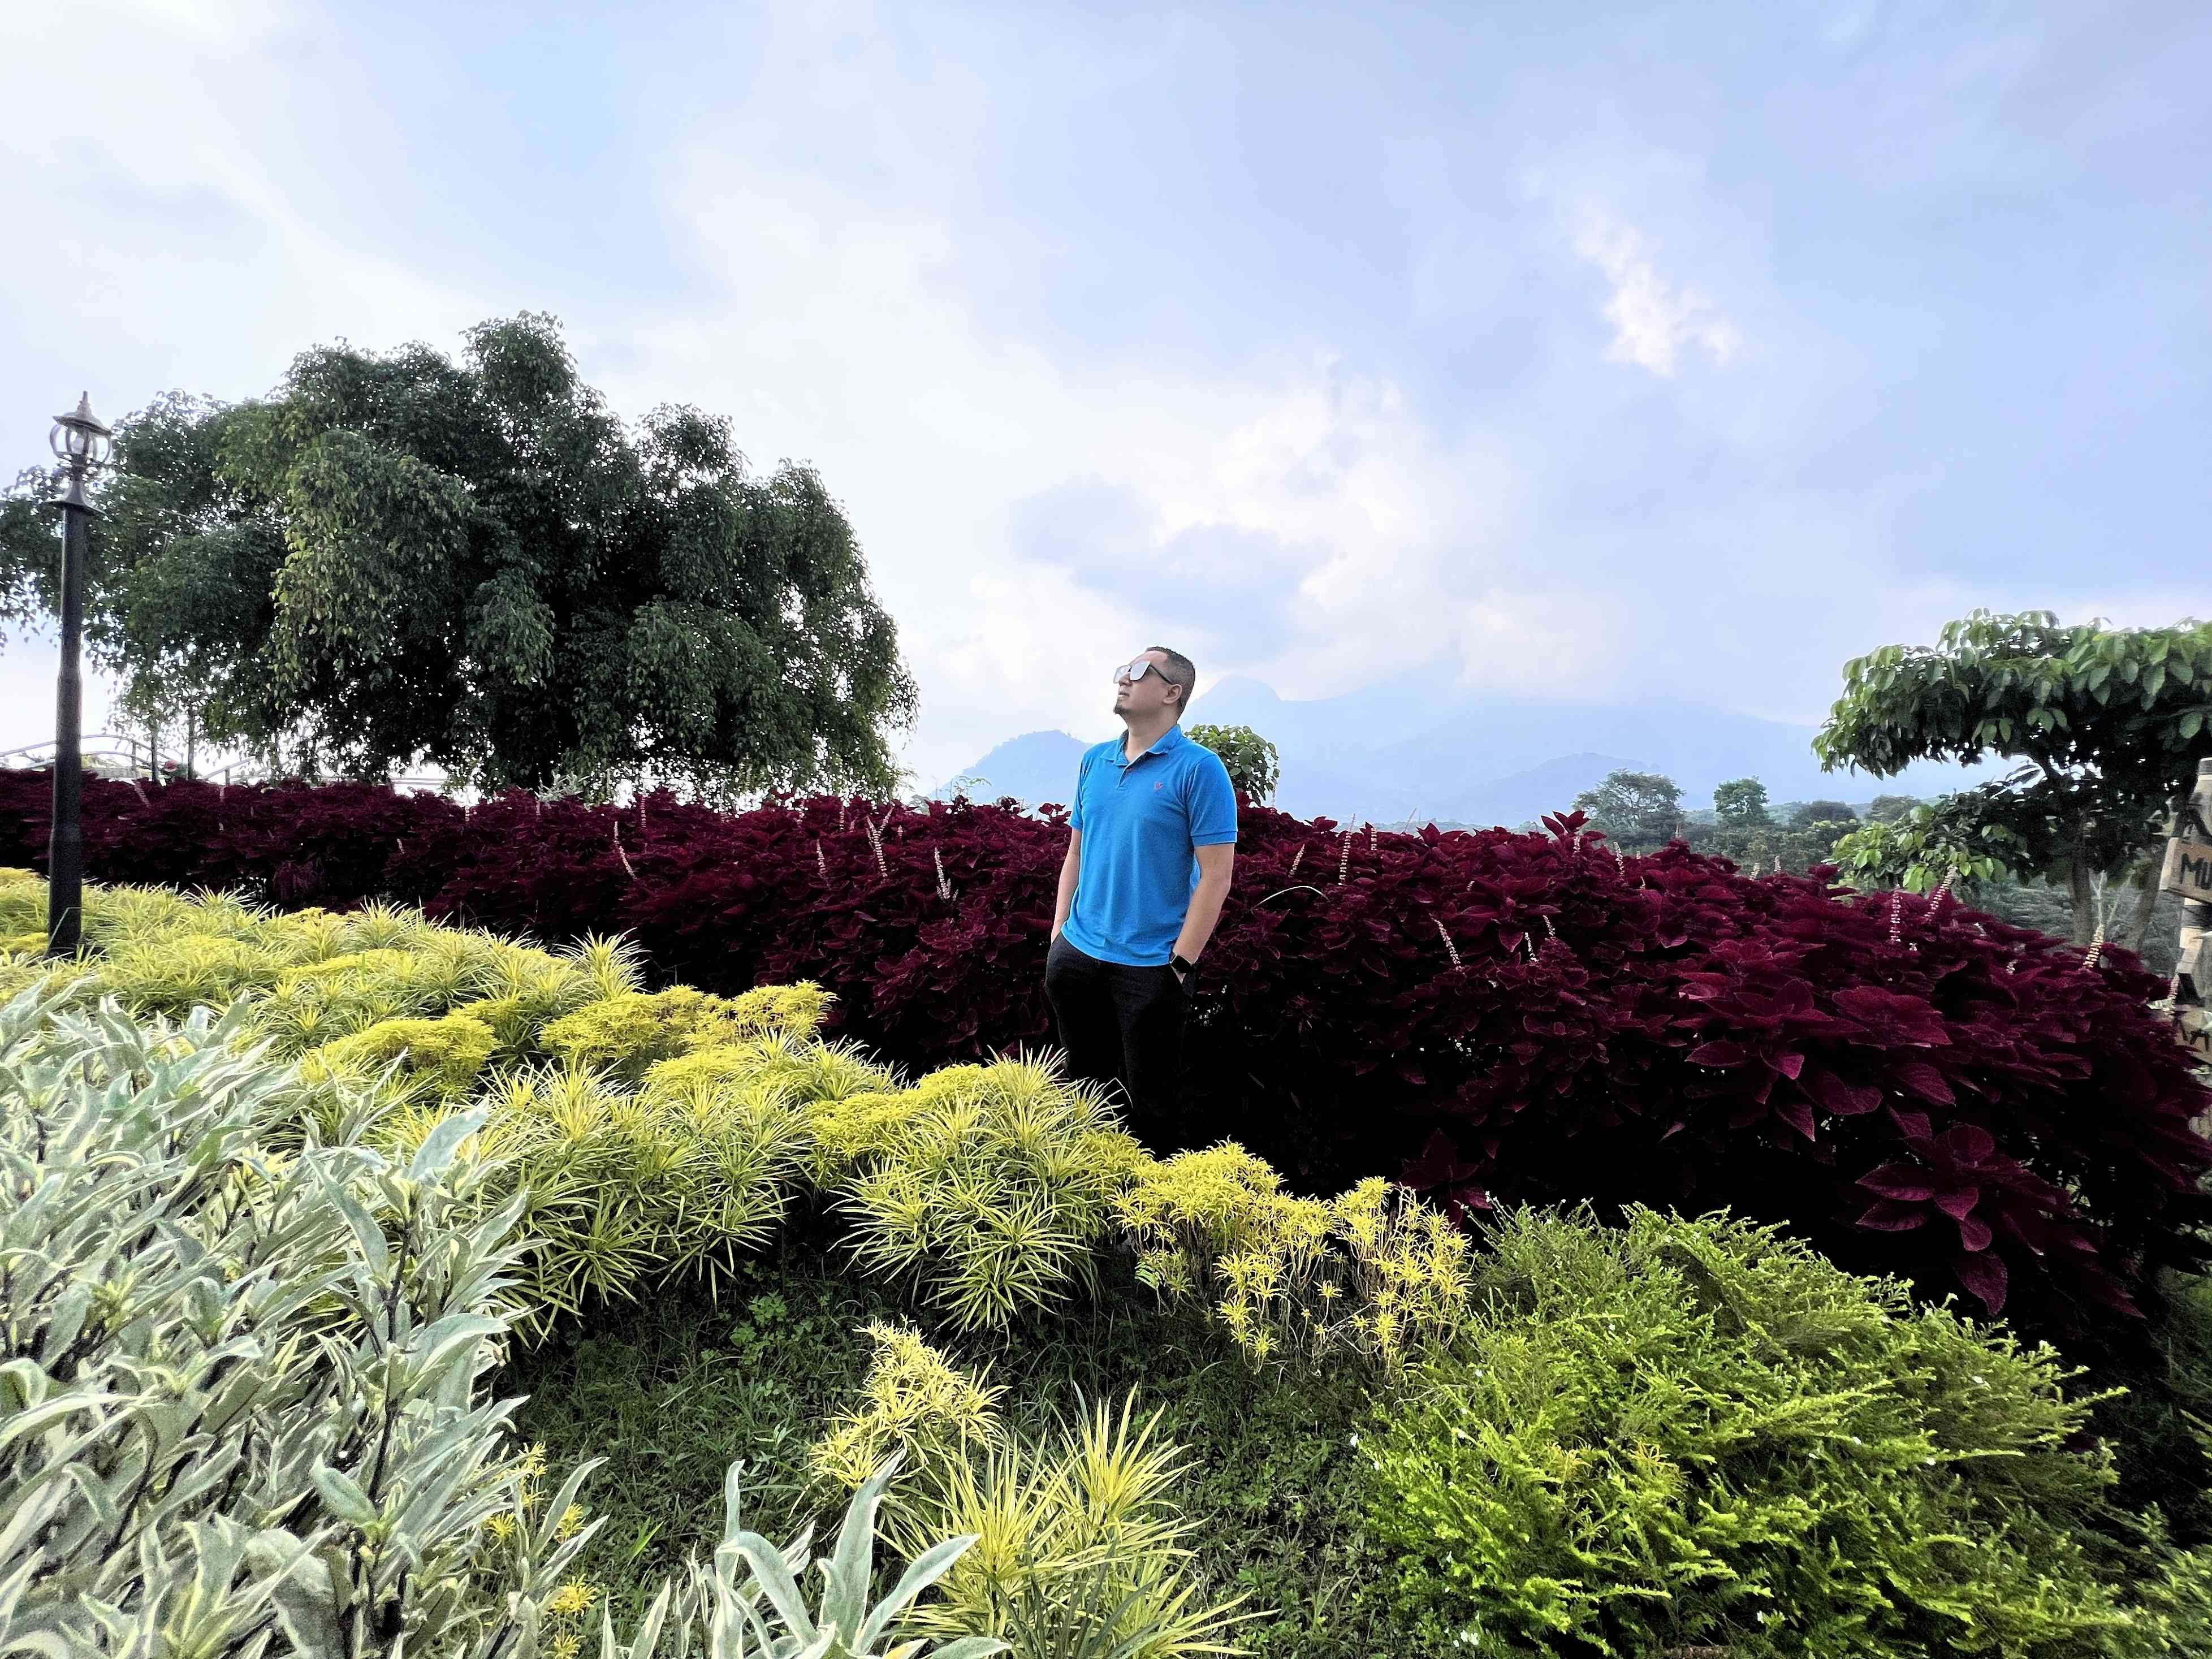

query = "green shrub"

[
  {"left": 0, "top": 987, "right": 596, "bottom": 1657},
  {"left": 1184, "top": 723, "right": 1280, "bottom": 805},
  {"left": 1364, "top": 1207, "right": 2212, "bottom": 1657}
]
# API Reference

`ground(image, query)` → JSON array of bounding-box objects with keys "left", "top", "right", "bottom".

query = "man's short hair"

[{"left": 1146, "top": 646, "right": 1197, "bottom": 719}]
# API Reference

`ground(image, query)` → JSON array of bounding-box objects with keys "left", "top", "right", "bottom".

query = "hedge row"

[{"left": 3, "top": 766, "right": 2207, "bottom": 1340}]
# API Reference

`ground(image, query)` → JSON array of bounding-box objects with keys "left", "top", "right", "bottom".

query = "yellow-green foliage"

[
  {"left": 541, "top": 982, "right": 832, "bottom": 1075},
  {"left": 1120, "top": 1151, "right": 1471, "bottom": 1374},
  {"left": 815, "top": 1329, "right": 1250, "bottom": 1658},
  {"left": 469, "top": 1060, "right": 811, "bottom": 1321},
  {"left": 826, "top": 1057, "right": 1135, "bottom": 1330},
  {"left": 311, "top": 1010, "right": 500, "bottom": 1094},
  {"left": 2, "top": 871, "right": 1472, "bottom": 1373},
  {"left": 1365, "top": 1207, "right": 2212, "bottom": 1658},
  {"left": 809, "top": 1320, "right": 1005, "bottom": 1493}
]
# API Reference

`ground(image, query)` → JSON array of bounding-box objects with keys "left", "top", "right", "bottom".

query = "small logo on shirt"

[{"left": 1153, "top": 781, "right": 1163, "bottom": 791}]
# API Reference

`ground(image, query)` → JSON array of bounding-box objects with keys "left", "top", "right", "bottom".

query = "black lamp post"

[{"left": 46, "top": 392, "right": 113, "bottom": 957}]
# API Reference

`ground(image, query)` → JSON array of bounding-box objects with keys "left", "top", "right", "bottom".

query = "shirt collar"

[{"left": 1118, "top": 724, "right": 1186, "bottom": 763}]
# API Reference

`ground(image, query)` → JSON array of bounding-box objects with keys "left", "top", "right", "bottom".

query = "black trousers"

[{"left": 1043, "top": 933, "right": 1192, "bottom": 1148}]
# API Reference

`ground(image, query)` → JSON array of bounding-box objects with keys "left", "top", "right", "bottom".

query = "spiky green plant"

[
  {"left": 824, "top": 1058, "right": 1133, "bottom": 1330},
  {"left": 809, "top": 1322, "right": 1006, "bottom": 1494},
  {"left": 811, "top": 1331, "right": 1249, "bottom": 1659}
]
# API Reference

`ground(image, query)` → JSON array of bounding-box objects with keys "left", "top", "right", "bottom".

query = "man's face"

[{"left": 1112, "top": 651, "right": 1181, "bottom": 723}]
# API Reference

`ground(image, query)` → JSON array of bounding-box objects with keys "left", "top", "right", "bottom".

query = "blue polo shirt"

[{"left": 1062, "top": 724, "right": 1238, "bottom": 966}]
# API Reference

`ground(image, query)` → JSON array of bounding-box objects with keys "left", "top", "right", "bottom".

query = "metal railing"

[
  {"left": 0, "top": 737, "right": 456, "bottom": 791},
  {"left": 0, "top": 733, "right": 252, "bottom": 782}
]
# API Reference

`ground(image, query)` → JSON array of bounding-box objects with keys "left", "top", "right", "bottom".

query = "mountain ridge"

[{"left": 932, "top": 677, "right": 2002, "bottom": 826}]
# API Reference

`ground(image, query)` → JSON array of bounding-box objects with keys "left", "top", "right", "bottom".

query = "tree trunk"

[
  {"left": 2127, "top": 865, "right": 2162, "bottom": 953},
  {"left": 2068, "top": 853, "right": 2097, "bottom": 945}
]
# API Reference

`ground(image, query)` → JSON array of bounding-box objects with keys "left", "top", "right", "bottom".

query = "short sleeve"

[
  {"left": 1069, "top": 748, "right": 1091, "bottom": 832},
  {"left": 1187, "top": 753, "right": 1239, "bottom": 846}
]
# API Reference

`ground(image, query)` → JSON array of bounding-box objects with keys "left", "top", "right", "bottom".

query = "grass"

[{"left": 497, "top": 1238, "right": 1401, "bottom": 1658}]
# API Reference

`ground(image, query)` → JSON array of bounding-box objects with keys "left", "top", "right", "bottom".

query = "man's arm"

[
  {"left": 1052, "top": 828, "right": 1082, "bottom": 940},
  {"left": 1172, "top": 842, "right": 1235, "bottom": 973}
]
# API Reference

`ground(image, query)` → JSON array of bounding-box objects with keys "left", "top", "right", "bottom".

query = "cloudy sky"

[{"left": 3, "top": 1, "right": 2207, "bottom": 787}]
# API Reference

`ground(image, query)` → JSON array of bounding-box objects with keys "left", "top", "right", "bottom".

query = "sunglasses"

[{"left": 1112, "top": 659, "right": 1162, "bottom": 686}]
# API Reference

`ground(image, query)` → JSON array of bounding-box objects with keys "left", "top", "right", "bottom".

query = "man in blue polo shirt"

[{"left": 1045, "top": 645, "right": 1238, "bottom": 1145}]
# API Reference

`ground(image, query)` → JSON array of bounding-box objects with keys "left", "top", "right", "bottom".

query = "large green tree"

[
  {"left": 1817, "top": 610, "right": 2212, "bottom": 944},
  {"left": 1712, "top": 777, "right": 1771, "bottom": 827},
  {"left": 0, "top": 315, "right": 915, "bottom": 797},
  {"left": 1572, "top": 768, "right": 1684, "bottom": 851}
]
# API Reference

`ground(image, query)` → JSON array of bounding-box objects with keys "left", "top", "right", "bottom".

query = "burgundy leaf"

[
  {"left": 1856, "top": 1164, "right": 1937, "bottom": 1202},
  {"left": 1855, "top": 1199, "right": 1929, "bottom": 1232},
  {"left": 1894, "top": 1061, "right": 1958, "bottom": 1106},
  {"left": 1952, "top": 1250, "right": 2008, "bottom": 1314}
]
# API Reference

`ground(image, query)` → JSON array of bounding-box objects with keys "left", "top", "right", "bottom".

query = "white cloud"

[
  {"left": 621, "top": 147, "right": 1605, "bottom": 780},
  {"left": 1571, "top": 216, "right": 1743, "bottom": 377}
]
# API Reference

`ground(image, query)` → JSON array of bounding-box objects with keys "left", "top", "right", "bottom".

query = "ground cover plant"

[
  {"left": 6, "top": 875, "right": 2212, "bottom": 1658},
  {"left": 0, "top": 870, "right": 1472, "bottom": 1374},
  {"left": 1366, "top": 1208, "right": 2212, "bottom": 1657},
  {"left": 5, "top": 771, "right": 2208, "bottom": 1347}
]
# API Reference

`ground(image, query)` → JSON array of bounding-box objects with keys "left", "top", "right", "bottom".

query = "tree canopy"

[
  {"left": 1572, "top": 768, "right": 1684, "bottom": 851},
  {"left": 1712, "top": 777, "right": 1770, "bottom": 827},
  {"left": 1185, "top": 722, "right": 1281, "bottom": 803},
  {"left": 1816, "top": 610, "right": 2212, "bottom": 941},
  {"left": 0, "top": 315, "right": 915, "bottom": 797},
  {"left": 1788, "top": 799, "right": 1858, "bottom": 830}
]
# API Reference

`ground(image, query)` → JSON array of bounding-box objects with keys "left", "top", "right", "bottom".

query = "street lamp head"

[{"left": 49, "top": 391, "right": 113, "bottom": 469}]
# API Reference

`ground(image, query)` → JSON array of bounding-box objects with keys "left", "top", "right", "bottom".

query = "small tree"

[
  {"left": 1573, "top": 769, "right": 1683, "bottom": 851},
  {"left": 1868, "top": 793, "right": 1920, "bottom": 824},
  {"left": 1789, "top": 799, "right": 1859, "bottom": 830},
  {"left": 1185, "top": 723, "right": 1280, "bottom": 804},
  {"left": 1713, "top": 777, "right": 1771, "bottom": 827},
  {"left": 1818, "top": 611, "right": 2212, "bottom": 944}
]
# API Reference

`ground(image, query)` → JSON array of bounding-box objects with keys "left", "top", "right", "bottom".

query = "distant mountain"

[
  {"left": 932, "top": 729, "right": 1089, "bottom": 809},
  {"left": 1185, "top": 676, "right": 2002, "bottom": 824},
  {"left": 935, "top": 679, "right": 2004, "bottom": 827}
]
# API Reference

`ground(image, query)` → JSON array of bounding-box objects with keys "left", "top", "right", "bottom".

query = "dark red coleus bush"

[{"left": 5, "top": 770, "right": 2207, "bottom": 1343}]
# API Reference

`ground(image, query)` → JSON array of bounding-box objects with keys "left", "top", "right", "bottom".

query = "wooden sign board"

[
  {"left": 2175, "top": 1006, "right": 2212, "bottom": 1065},
  {"left": 2183, "top": 928, "right": 2210, "bottom": 997},
  {"left": 2161, "top": 837, "right": 2212, "bottom": 903}
]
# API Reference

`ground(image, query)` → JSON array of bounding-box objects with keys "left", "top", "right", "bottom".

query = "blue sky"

[{"left": 4, "top": 1, "right": 2207, "bottom": 788}]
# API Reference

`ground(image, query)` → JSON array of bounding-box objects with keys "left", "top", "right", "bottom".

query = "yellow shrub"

[
  {"left": 809, "top": 1321, "right": 1004, "bottom": 1494},
  {"left": 38, "top": 872, "right": 1470, "bottom": 1373},
  {"left": 1119, "top": 1153, "right": 1470, "bottom": 1374},
  {"left": 830, "top": 1057, "right": 1133, "bottom": 1329},
  {"left": 542, "top": 982, "right": 836, "bottom": 1076},
  {"left": 100, "top": 933, "right": 294, "bottom": 1017},
  {"left": 541, "top": 987, "right": 732, "bottom": 1072},
  {"left": 311, "top": 1011, "right": 499, "bottom": 1093}
]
